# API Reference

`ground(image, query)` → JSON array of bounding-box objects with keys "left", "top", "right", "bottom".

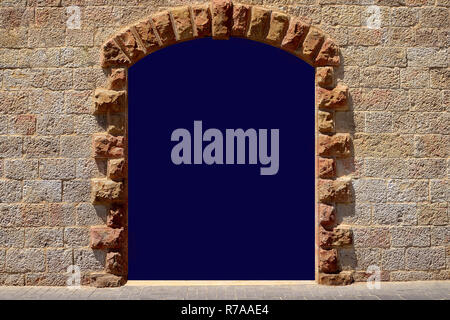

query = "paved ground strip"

[{"left": 0, "top": 281, "right": 448, "bottom": 300}]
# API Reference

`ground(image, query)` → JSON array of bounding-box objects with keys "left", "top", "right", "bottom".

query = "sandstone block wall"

[{"left": 0, "top": 0, "right": 448, "bottom": 286}]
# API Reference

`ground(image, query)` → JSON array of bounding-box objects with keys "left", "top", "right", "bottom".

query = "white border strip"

[{"left": 126, "top": 280, "right": 316, "bottom": 286}]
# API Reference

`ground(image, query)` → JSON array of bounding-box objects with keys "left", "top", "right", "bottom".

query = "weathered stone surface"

[
  {"left": 108, "top": 68, "right": 126, "bottom": 91},
  {"left": 212, "top": 0, "right": 232, "bottom": 39},
  {"left": 107, "top": 204, "right": 127, "bottom": 228},
  {"left": 319, "top": 248, "right": 338, "bottom": 273},
  {"left": 152, "top": 12, "right": 176, "bottom": 46},
  {"left": 315, "top": 38, "right": 340, "bottom": 66},
  {"left": 320, "top": 226, "right": 353, "bottom": 248},
  {"left": 93, "top": 134, "right": 125, "bottom": 158},
  {"left": 318, "top": 179, "right": 353, "bottom": 203},
  {"left": 93, "top": 89, "right": 126, "bottom": 114},
  {"left": 318, "top": 110, "right": 334, "bottom": 133},
  {"left": 281, "top": 17, "right": 310, "bottom": 52},
  {"left": 266, "top": 12, "right": 289, "bottom": 46},
  {"left": 106, "top": 251, "right": 127, "bottom": 275},
  {"left": 115, "top": 28, "right": 145, "bottom": 64},
  {"left": 93, "top": 179, "right": 124, "bottom": 201},
  {"left": 318, "top": 134, "right": 352, "bottom": 158},
  {"left": 298, "top": 27, "right": 324, "bottom": 64},
  {"left": 134, "top": 19, "right": 160, "bottom": 53},
  {"left": 353, "top": 227, "right": 391, "bottom": 248},
  {"left": 418, "top": 203, "right": 448, "bottom": 226},
  {"left": 316, "top": 66, "right": 334, "bottom": 88},
  {"left": 89, "top": 273, "right": 126, "bottom": 288},
  {"left": 108, "top": 158, "right": 127, "bottom": 180},
  {"left": 317, "top": 84, "right": 349, "bottom": 110},
  {"left": 192, "top": 4, "right": 212, "bottom": 37},
  {"left": 318, "top": 157, "right": 336, "bottom": 179},
  {"left": 391, "top": 226, "right": 430, "bottom": 247},
  {"left": 247, "top": 7, "right": 271, "bottom": 41},
  {"left": 231, "top": 4, "right": 250, "bottom": 37},
  {"left": 171, "top": 7, "right": 194, "bottom": 41},
  {"left": 319, "top": 271, "right": 353, "bottom": 285},
  {"left": 319, "top": 203, "right": 336, "bottom": 230},
  {"left": 107, "top": 114, "right": 126, "bottom": 136},
  {"left": 10, "top": 115, "right": 36, "bottom": 135},
  {"left": 90, "top": 226, "right": 124, "bottom": 249},
  {"left": 101, "top": 39, "right": 130, "bottom": 68},
  {"left": 406, "top": 247, "right": 446, "bottom": 271}
]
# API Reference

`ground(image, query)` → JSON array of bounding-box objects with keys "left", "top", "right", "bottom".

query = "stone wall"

[{"left": 0, "top": 0, "right": 448, "bottom": 286}]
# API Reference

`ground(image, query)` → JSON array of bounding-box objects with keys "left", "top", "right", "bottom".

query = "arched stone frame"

[{"left": 89, "top": 0, "right": 353, "bottom": 287}]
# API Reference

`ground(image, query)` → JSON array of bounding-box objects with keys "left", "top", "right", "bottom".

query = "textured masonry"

[
  {"left": 0, "top": 0, "right": 448, "bottom": 287},
  {"left": 92, "top": 0, "right": 353, "bottom": 287}
]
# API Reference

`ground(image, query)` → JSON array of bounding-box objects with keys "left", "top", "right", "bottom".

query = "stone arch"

[{"left": 89, "top": 0, "right": 353, "bottom": 287}]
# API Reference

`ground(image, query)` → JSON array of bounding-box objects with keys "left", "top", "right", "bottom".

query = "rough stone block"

[
  {"left": 387, "top": 179, "right": 429, "bottom": 202},
  {"left": 336, "top": 203, "right": 371, "bottom": 226},
  {"left": 231, "top": 4, "right": 250, "bottom": 37},
  {"left": 318, "top": 133, "right": 351, "bottom": 158},
  {"left": 280, "top": 17, "right": 310, "bottom": 52},
  {"left": 318, "top": 110, "right": 334, "bottom": 133},
  {"left": 319, "top": 248, "right": 338, "bottom": 273},
  {"left": 93, "top": 179, "right": 124, "bottom": 201},
  {"left": 247, "top": 7, "right": 271, "bottom": 41},
  {"left": 93, "top": 88, "right": 126, "bottom": 114},
  {"left": 64, "top": 227, "right": 90, "bottom": 247},
  {"left": 353, "top": 227, "right": 390, "bottom": 248},
  {"left": 319, "top": 271, "right": 353, "bottom": 285},
  {"left": 298, "top": 27, "right": 324, "bottom": 64},
  {"left": 5, "top": 159, "right": 38, "bottom": 180},
  {"left": 152, "top": 11, "right": 176, "bottom": 46},
  {"left": 318, "top": 158, "right": 336, "bottom": 179},
  {"left": 5, "top": 249, "right": 45, "bottom": 273},
  {"left": 319, "top": 226, "right": 352, "bottom": 248},
  {"left": 9, "top": 114, "right": 36, "bottom": 135},
  {"left": 115, "top": 28, "right": 145, "bottom": 64},
  {"left": 24, "top": 228, "right": 63, "bottom": 248},
  {"left": 74, "top": 249, "right": 106, "bottom": 272},
  {"left": 48, "top": 203, "right": 76, "bottom": 227},
  {"left": 107, "top": 204, "right": 127, "bottom": 228},
  {"left": 317, "top": 84, "right": 348, "bottom": 110},
  {"left": 266, "top": 11, "right": 289, "bottom": 46},
  {"left": 63, "top": 180, "right": 92, "bottom": 203},
  {"left": 90, "top": 227, "right": 124, "bottom": 249},
  {"left": 23, "top": 180, "right": 61, "bottom": 203},
  {"left": 101, "top": 39, "right": 130, "bottom": 68},
  {"left": 318, "top": 203, "right": 336, "bottom": 230},
  {"left": 373, "top": 203, "right": 417, "bottom": 226},
  {"left": 106, "top": 251, "right": 127, "bottom": 275},
  {"left": 39, "top": 159, "right": 76, "bottom": 180},
  {"left": 406, "top": 247, "right": 446, "bottom": 271},
  {"left": 418, "top": 203, "right": 448, "bottom": 226},
  {"left": 211, "top": 0, "right": 232, "bottom": 39},
  {"left": 89, "top": 273, "right": 126, "bottom": 288},
  {"left": 94, "top": 134, "right": 125, "bottom": 158},
  {"left": 61, "top": 135, "right": 91, "bottom": 158},
  {"left": 0, "top": 228, "right": 24, "bottom": 248},
  {"left": 315, "top": 38, "right": 340, "bottom": 66},
  {"left": 316, "top": 66, "right": 334, "bottom": 88},
  {"left": 171, "top": 7, "right": 194, "bottom": 41},
  {"left": 192, "top": 4, "right": 212, "bottom": 38},
  {"left": 23, "top": 136, "right": 59, "bottom": 158},
  {"left": 392, "top": 226, "right": 431, "bottom": 247},
  {"left": 76, "top": 203, "right": 107, "bottom": 226},
  {"left": 108, "top": 158, "right": 127, "bottom": 180},
  {"left": 382, "top": 248, "right": 405, "bottom": 271}
]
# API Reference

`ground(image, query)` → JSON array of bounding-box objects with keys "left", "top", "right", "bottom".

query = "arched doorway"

[{"left": 128, "top": 37, "right": 315, "bottom": 280}]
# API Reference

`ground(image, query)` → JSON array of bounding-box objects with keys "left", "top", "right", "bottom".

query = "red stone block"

[{"left": 90, "top": 226, "right": 124, "bottom": 249}]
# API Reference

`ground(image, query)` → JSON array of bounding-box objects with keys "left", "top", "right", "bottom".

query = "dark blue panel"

[{"left": 128, "top": 37, "right": 315, "bottom": 280}]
